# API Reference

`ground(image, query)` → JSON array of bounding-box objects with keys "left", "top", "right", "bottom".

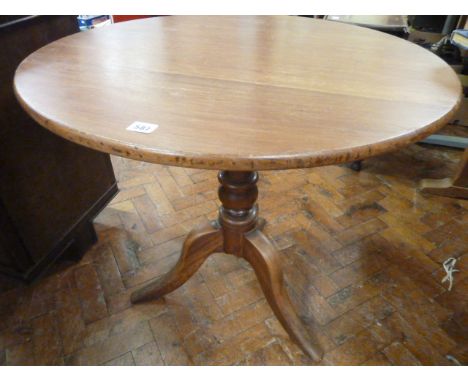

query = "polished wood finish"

[
  {"left": 0, "top": 15, "right": 118, "bottom": 282},
  {"left": 12, "top": 16, "right": 464, "bottom": 362},
  {"left": 243, "top": 229, "right": 323, "bottom": 360},
  {"left": 420, "top": 148, "right": 468, "bottom": 199},
  {"left": 131, "top": 170, "right": 323, "bottom": 360},
  {"left": 130, "top": 222, "right": 223, "bottom": 303},
  {"left": 0, "top": 140, "right": 466, "bottom": 366},
  {"left": 14, "top": 16, "right": 461, "bottom": 171},
  {"left": 218, "top": 171, "right": 259, "bottom": 255}
]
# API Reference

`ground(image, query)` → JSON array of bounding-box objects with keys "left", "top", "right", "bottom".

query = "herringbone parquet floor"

[{"left": 0, "top": 126, "right": 467, "bottom": 366}]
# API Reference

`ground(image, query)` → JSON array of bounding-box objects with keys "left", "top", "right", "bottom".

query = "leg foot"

[
  {"left": 348, "top": 160, "right": 362, "bottom": 171},
  {"left": 243, "top": 229, "right": 324, "bottom": 361},
  {"left": 131, "top": 170, "right": 322, "bottom": 361},
  {"left": 131, "top": 222, "right": 223, "bottom": 303}
]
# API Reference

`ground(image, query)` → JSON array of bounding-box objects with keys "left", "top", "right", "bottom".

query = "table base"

[{"left": 130, "top": 171, "right": 323, "bottom": 361}]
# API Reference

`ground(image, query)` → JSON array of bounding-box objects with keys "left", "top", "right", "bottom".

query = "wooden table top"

[{"left": 14, "top": 16, "right": 462, "bottom": 170}]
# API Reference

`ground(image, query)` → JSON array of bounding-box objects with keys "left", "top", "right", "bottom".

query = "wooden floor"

[{"left": 0, "top": 126, "right": 467, "bottom": 366}]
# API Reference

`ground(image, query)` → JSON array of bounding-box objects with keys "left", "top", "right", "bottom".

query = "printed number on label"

[{"left": 126, "top": 121, "right": 159, "bottom": 134}]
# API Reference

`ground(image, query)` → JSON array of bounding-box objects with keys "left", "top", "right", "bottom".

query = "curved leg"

[
  {"left": 130, "top": 171, "right": 322, "bottom": 361},
  {"left": 243, "top": 229, "right": 324, "bottom": 361},
  {"left": 131, "top": 222, "right": 223, "bottom": 303}
]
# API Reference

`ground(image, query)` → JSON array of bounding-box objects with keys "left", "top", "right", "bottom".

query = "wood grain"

[
  {"left": 1, "top": 133, "right": 467, "bottom": 365},
  {"left": 131, "top": 169, "right": 324, "bottom": 360},
  {"left": 130, "top": 222, "right": 223, "bottom": 303},
  {"left": 244, "top": 229, "right": 323, "bottom": 360},
  {"left": 14, "top": 16, "right": 462, "bottom": 171}
]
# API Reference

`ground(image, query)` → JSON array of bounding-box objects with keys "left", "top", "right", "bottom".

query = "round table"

[{"left": 14, "top": 16, "right": 461, "bottom": 361}]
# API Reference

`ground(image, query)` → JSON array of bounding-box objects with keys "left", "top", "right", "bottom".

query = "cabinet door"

[{"left": 0, "top": 16, "right": 117, "bottom": 280}]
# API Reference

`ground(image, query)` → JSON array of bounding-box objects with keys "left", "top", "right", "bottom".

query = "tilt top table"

[{"left": 14, "top": 16, "right": 461, "bottom": 361}]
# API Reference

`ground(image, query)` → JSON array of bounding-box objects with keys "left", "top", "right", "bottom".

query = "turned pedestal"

[
  {"left": 15, "top": 16, "right": 461, "bottom": 363},
  {"left": 130, "top": 171, "right": 323, "bottom": 361}
]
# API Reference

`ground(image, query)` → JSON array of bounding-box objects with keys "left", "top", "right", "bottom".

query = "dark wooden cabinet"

[{"left": 0, "top": 16, "right": 118, "bottom": 283}]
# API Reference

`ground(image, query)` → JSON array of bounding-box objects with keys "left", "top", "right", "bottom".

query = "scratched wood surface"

[
  {"left": 14, "top": 16, "right": 461, "bottom": 170},
  {"left": 0, "top": 124, "right": 467, "bottom": 365}
]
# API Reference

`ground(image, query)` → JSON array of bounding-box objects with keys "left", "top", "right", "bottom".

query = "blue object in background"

[{"left": 77, "top": 15, "right": 111, "bottom": 31}]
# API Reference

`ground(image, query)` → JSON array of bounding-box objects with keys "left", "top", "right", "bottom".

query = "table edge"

[{"left": 13, "top": 79, "right": 462, "bottom": 171}]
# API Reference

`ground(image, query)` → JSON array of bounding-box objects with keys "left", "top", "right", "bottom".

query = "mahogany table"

[{"left": 14, "top": 16, "right": 461, "bottom": 360}]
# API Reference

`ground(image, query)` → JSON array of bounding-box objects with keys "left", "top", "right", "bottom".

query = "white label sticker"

[{"left": 126, "top": 121, "right": 159, "bottom": 134}]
